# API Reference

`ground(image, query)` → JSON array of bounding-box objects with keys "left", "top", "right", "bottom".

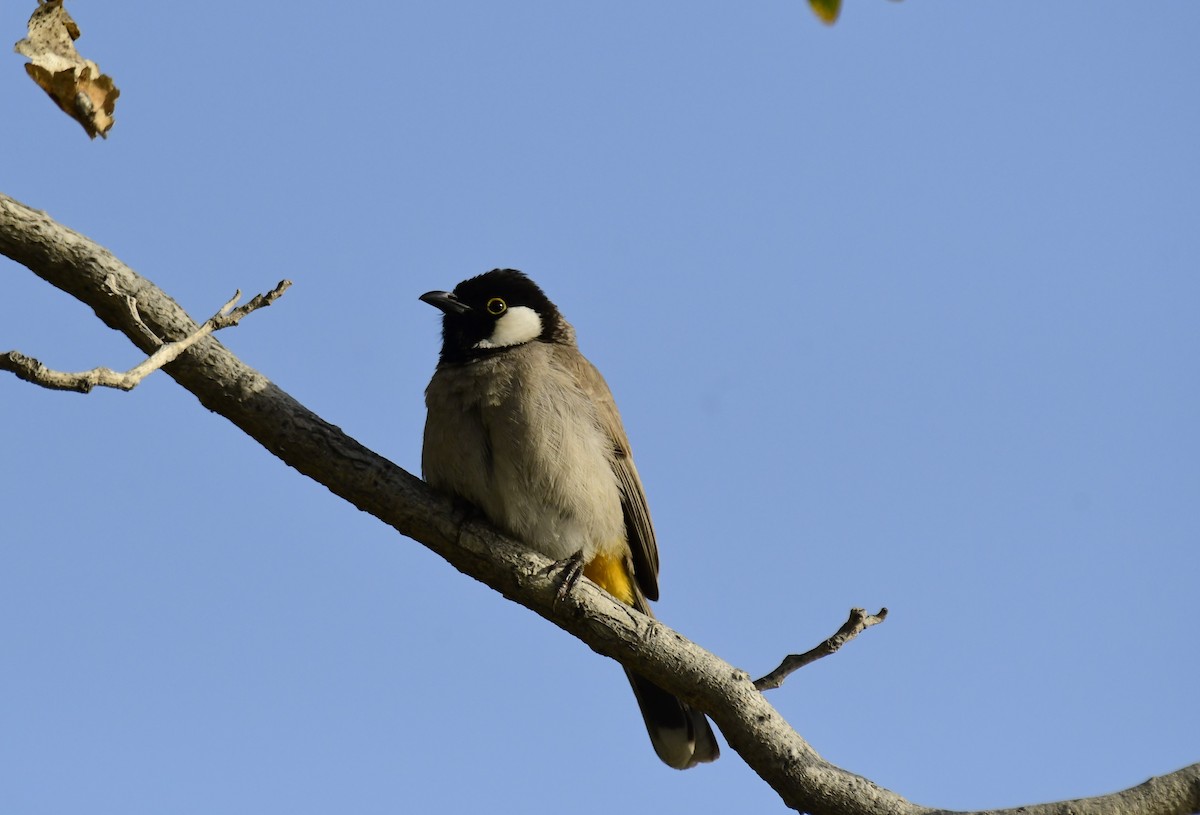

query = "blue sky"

[{"left": 3, "top": 2, "right": 1197, "bottom": 812}]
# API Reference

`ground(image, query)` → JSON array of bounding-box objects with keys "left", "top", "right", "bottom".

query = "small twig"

[
  {"left": 105, "top": 273, "right": 161, "bottom": 346},
  {"left": 209, "top": 281, "right": 291, "bottom": 329},
  {"left": 754, "top": 607, "right": 888, "bottom": 691},
  {"left": 1, "top": 279, "right": 291, "bottom": 394}
]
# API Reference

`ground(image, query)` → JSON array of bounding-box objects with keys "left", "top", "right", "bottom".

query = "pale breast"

[{"left": 423, "top": 343, "right": 626, "bottom": 562}]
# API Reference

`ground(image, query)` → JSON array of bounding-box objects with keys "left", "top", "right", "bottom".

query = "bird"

[{"left": 419, "top": 268, "right": 719, "bottom": 770}]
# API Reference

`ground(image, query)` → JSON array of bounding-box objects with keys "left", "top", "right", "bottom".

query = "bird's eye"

[{"left": 486, "top": 297, "right": 507, "bottom": 315}]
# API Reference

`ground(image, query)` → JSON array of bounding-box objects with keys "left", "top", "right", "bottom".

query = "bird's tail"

[
  {"left": 583, "top": 551, "right": 720, "bottom": 768},
  {"left": 624, "top": 668, "right": 720, "bottom": 769}
]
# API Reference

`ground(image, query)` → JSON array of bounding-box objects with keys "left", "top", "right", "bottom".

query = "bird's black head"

[{"left": 421, "top": 269, "right": 567, "bottom": 363}]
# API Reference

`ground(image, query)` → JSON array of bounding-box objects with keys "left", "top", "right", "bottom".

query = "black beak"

[{"left": 420, "top": 290, "right": 471, "bottom": 315}]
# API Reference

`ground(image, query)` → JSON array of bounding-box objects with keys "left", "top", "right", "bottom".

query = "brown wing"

[{"left": 564, "top": 348, "right": 661, "bottom": 603}]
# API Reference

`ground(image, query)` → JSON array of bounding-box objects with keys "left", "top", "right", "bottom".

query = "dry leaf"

[{"left": 14, "top": 0, "right": 120, "bottom": 139}]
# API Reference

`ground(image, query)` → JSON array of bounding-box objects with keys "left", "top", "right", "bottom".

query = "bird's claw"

[{"left": 552, "top": 549, "right": 586, "bottom": 604}]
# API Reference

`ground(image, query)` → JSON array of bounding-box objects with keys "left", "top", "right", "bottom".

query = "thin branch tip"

[
  {"left": 753, "top": 605, "right": 889, "bottom": 691},
  {"left": 218, "top": 290, "right": 243, "bottom": 317}
]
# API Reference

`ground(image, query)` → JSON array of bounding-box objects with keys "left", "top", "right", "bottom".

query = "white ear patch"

[{"left": 475, "top": 306, "right": 543, "bottom": 349}]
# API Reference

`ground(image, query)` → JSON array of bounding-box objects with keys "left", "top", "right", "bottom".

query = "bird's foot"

[{"left": 550, "top": 549, "right": 586, "bottom": 604}]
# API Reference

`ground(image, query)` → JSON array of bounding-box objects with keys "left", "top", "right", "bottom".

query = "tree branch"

[
  {"left": 1, "top": 281, "right": 290, "bottom": 392},
  {"left": 755, "top": 607, "right": 889, "bottom": 691},
  {"left": 2, "top": 191, "right": 1197, "bottom": 815}
]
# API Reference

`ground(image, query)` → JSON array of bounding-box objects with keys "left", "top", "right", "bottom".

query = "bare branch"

[
  {"left": 210, "top": 281, "right": 291, "bottom": 328},
  {"left": 2, "top": 191, "right": 1198, "bottom": 815},
  {"left": 754, "top": 607, "right": 889, "bottom": 691},
  {"left": 1, "top": 280, "right": 290, "bottom": 393}
]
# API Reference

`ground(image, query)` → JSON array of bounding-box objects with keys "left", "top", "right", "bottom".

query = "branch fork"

[{"left": 2, "top": 279, "right": 291, "bottom": 393}]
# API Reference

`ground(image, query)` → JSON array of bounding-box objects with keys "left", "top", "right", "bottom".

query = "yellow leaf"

[
  {"left": 14, "top": 0, "right": 120, "bottom": 139},
  {"left": 809, "top": 0, "right": 841, "bottom": 25}
]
